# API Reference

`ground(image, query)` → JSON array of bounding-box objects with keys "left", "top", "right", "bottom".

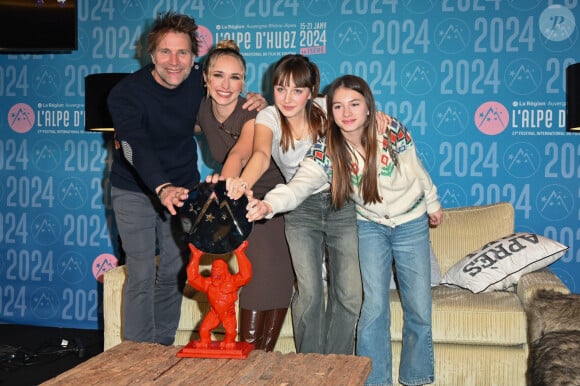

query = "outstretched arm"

[
  {"left": 232, "top": 240, "right": 252, "bottom": 286},
  {"left": 246, "top": 157, "right": 328, "bottom": 222},
  {"left": 187, "top": 243, "right": 209, "bottom": 292}
]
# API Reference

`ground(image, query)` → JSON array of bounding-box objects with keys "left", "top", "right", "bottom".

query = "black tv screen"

[{"left": 0, "top": 0, "right": 77, "bottom": 53}]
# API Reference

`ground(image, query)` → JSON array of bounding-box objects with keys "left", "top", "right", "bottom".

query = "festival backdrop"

[{"left": 0, "top": 0, "right": 579, "bottom": 330}]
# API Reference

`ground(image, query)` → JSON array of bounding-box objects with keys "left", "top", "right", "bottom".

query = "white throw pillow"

[
  {"left": 390, "top": 242, "right": 441, "bottom": 289},
  {"left": 440, "top": 232, "right": 568, "bottom": 293}
]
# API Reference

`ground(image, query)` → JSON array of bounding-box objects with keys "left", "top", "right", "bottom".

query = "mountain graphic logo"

[
  {"left": 209, "top": 0, "right": 240, "bottom": 19},
  {"left": 503, "top": 142, "right": 541, "bottom": 178},
  {"left": 58, "top": 251, "right": 88, "bottom": 284},
  {"left": 432, "top": 100, "right": 469, "bottom": 136},
  {"left": 504, "top": 59, "right": 542, "bottom": 95},
  {"left": 303, "top": 0, "right": 338, "bottom": 16},
  {"left": 474, "top": 101, "right": 509, "bottom": 135},
  {"left": 58, "top": 177, "right": 88, "bottom": 210},
  {"left": 333, "top": 21, "right": 367, "bottom": 56},
  {"left": 33, "top": 139, "right": 61, "bottom": 171},
  {"left": 32, "top": 213, "right": 61, "bottom": 246},
  {"left": 31, "top": 287, "right": 60, "bottom": 319},
  {"left": 8, "top": 103, "right": 35, "bottom": 134},
  {"left": 33, "top": 66, "right": 61, "bottom": 98},
  {"left": 401, "top": 60, "right": 436, "bottom": 96},
  {"left": 93, "top": 253, "right": 118, "bottom": 283},
  {"left": 437, "top": 183, "right": 468, "bottom": 208},
  {"left": 118, "top": 0, "right": 147, "bottom": 21},
  {"left": 402, "top": 0, "right": 436, "bottom": 14},
  {"left": 536, "top": 184, "right": 574, "bottom": 221},
  {"left": 434, "top": 18, "right": 470, "bottom": 54}
]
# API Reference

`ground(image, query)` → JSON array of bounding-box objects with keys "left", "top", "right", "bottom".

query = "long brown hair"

[
  {"left": 326, "top": 75, "right": 382, "bottom": 207},
  {"left": 271, "top": 54, "right": 326, "bottom": 152}
]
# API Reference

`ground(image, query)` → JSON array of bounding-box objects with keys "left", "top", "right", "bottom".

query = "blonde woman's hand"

[
  {"left": 226, "top": 177, "right": 249, "bottom": 200},
  {"left": 205, "top": 173, "right": 222, "bottom": 184}
]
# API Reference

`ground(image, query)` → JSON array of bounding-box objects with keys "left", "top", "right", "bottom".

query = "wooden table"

[{"left": 41, "top": 341, "right": 371, "bottom": 385}]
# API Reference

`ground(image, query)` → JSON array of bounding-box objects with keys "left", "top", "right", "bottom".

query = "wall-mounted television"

[{"left": 0, "top": 0, "right": 77, "bottom": 53}]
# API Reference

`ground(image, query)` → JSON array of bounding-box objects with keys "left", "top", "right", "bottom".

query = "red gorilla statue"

[{"left": 186, "top": 240, "right": 252, "bottom": 350}]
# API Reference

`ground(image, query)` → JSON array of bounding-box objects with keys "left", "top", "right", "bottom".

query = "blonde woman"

[{"left": 195, "top": 40, "right": 293, "bottom": 351}]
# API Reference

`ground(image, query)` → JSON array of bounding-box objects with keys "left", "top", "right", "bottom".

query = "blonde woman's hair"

[{"left": 203, "top": 39, "right": 247, "bottom": 85}]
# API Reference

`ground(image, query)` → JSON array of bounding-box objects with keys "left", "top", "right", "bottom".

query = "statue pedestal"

[{"left": 177, "top": 341, "right": 254, "bottom": 359}]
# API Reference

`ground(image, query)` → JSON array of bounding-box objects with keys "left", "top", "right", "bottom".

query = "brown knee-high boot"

[
  {"left": 262, "top": 308, "right": 288, "bottom": 352},
  {"left": 240, "top": 308, "right": 265, "bottom": 349}
]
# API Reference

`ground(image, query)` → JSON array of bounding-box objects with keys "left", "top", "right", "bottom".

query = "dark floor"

[{"left": 0, "top": 324, "right": 104, "bottom": 386}]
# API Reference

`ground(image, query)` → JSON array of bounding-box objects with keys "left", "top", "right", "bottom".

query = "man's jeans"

[
  {"left": 284, "top": 191, "right": 362, "bottom": 354},
  {"left": 357, "top": 214, "right": 434, "bottom": 386},
  {"left": 112, "top": 187, "right": 187, "bottom": 345}
]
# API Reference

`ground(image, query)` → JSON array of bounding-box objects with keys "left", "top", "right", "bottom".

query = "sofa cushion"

[
  {"left": 429, "top": 202, "right": 515, "bottom": 276},
  {"left": 440, "top": 233, "right": 568, "bottom": 293},
  {"left": 390, "top": 286, "right": 527, "bottom": 346}
]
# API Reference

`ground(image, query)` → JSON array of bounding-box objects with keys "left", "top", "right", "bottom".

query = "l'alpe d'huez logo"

[
  {"left": 474, "top": 101, "right": 509, "bottom": 135},
  {"left": 8, "top": 103, "right": 35, "bottom": 134}
]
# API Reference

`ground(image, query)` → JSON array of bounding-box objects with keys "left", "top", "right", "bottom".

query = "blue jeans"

[
  {"left": 357, "top": 215, "right": 434, "bottom": 386},
  {"left": 284, "top": 191, "right": 362, "bottom": 354},
  {"left": 111, "top": 187, "right": 188, "bottom": 345}
]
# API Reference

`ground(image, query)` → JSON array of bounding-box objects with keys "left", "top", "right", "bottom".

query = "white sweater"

[{"left": 263, "top": 118, "right": 441, "bottom": 227}]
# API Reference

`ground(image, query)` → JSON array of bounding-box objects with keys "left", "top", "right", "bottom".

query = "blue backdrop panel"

[{"left": 0, "top": 0, "right": 578, "bottom": 330}]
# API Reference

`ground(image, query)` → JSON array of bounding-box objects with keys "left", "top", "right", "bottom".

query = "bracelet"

[{"left": 157, "top": 183, "right": 173, "bottom": 199}]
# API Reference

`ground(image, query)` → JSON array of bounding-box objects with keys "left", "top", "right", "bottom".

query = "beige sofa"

[{"left": 103, "top": 202, "right": 569, "bottom": 385}]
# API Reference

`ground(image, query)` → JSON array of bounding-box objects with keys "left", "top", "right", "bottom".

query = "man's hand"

[
  {"left": 157, "top": 183, "right": 189, "bottom": 215},
  {"left": 242, "top": 92, "right": 268, "bottom": 111}
]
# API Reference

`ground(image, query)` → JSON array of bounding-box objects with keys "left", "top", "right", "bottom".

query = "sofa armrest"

[
  {"left": 103, "top": 266, "right": 126, "bottom": 350},
  {"left": 516, "top": 268, "right": 570, "bottom": 310}
]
